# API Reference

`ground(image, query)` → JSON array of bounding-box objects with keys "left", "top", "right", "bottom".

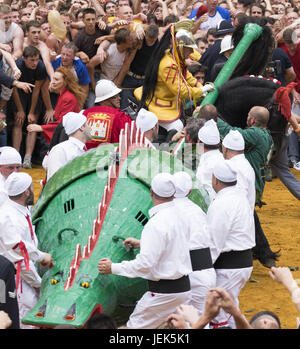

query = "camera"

[{"left": 264, "top": 60, "right": 282, "bottom": 79}]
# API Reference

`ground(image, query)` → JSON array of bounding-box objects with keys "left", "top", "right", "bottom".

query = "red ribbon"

[
  {"left": 13, "top": 241, "right": 30, "bottom": 293},
  {"left": 25, "top": 214, "right": 35, "bottom": 242}
]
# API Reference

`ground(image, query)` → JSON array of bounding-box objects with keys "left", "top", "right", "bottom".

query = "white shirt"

[
  {"left": 200, "top": 11, "right": 224, "bottom": 31},
  {"left": 174, "top": 197, "right": 214, "bottom": 251},
  {"left": 111, "top": 201, "right": 192, "bottom": 281},
  {"left": 0, "top": 22, "right": 19, "bottom": 44},
  {"left": 228, "top": 154, "right": 256, "bottom": 210},
  {"left": 0, "top": 173, "right": 8, "bottom": 206},
  {"left": 44, "top": 137, "right": 86, "bottom": 180},
  {"left": 207, "top": 186, "right": 255, "bottom": 264},
  {"left": 100, "top": 43, "right": 125, "bottom": 81},
  {"left": 196, "top": 149, "right": 223, "bottom": 201},
  {"left": 0, "top": 199, "right": 45, "bottom": 288}
]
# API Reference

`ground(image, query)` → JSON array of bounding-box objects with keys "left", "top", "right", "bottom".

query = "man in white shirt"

[
  {"left": 135, "top": 108, "right": 158, "bottom": 149},
  {"left": 43, "top": 112, "right": 92, "bottom": 180},
  {"left": 196, "top": 119, "right": 223, "bottom": 201},
  {"left": 98, "top": 172, "right": 192, "bottom": 329},
  {"left": 0, "top": 172, "right": 52, "bottom": 328},
  {"left": 173, "top": 171, "right": 216, "bottom": 315},
  {"left": 222, "top": 130, "right": 256, "bottom": 210},
  {"left": 208, "top": 159, "right": 255, "bottom": 329},
  {"left": 0, "top": 147, "right": 22, "bottom": 205}
]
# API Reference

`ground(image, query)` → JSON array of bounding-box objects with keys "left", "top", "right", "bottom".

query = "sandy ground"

[{"left": 24, "top": 165, "right": 300, "bottom": 330}]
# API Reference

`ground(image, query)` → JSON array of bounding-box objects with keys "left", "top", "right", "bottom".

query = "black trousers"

[
  {"left": 0, "top": 255, "right": 20, "bottom": 329},
  {"left": 252, "top": 210, "right": 276, "bottom": 260}
]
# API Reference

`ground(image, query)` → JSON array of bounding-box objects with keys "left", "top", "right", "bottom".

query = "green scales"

[{"left": 22, "top": 123, "right": 210, "bottom": 328}]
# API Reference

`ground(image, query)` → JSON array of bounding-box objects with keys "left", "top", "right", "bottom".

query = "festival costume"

[
  {"left": 134, "top": 50, "right": 203, "bottom": 125},
  {"left": 0, "top": 199, "right": 46, "bottom": 329},
  {"left": 43, "top": 137, "right": 86, "bottom": 180},
  {"left": 196, "top": 149, "right": 223, "bottom": 201},
  {"left": 227, "top": 154, "right": 256, "bottom": 210},
  {"left": 174, "top": 197, "right": 216, "bottom": 315},
  {"left": 207, "top": 186, "right": 255, "bottom": 329},
  {"left": 0, "top": 173, "right": 7, "bottom": 206},
  {"left": 82, "top": 106, "right": 132, "bottom": 149},
  {"left": 111, "top": 201, "right": 192, "bottom": 329}
]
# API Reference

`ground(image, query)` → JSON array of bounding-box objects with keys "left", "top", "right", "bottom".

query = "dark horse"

[{"left": 211, "top": 18, "right": 296, "bottom": 267}]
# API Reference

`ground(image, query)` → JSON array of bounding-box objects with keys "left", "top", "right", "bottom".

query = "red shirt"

[
  {"left": 42, "top": 88, "right": 80, "bottom": 144},
  {"left": 278, "top": 42, "right": 300, "bottom": 93},
  {"left": 82, "top": 106, "right": 132, "bottom": 149}
]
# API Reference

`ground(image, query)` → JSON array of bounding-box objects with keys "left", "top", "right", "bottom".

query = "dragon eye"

[
  {"left": 51, "top": 279, "right": 59, "bottom": 285},
  {"left": 80, "top": 281, "right": 90, "bottom": 288}
]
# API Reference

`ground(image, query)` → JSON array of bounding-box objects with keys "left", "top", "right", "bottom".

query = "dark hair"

[
  {"left": 145, "top": 24, "right": 159, "bottom": 39},
  {"left": 140, "top": 27, "right": 172, "bottom": 109},
  {"left": 250, "top": 311, "right": 281, "bottom": 328},
  {"left": 82, "top": 8, "right": 96, "bottom": 18},
  {"left": 26, "top": 20, "right": 41, "bottom": 31},
  {"left": 104, "top": 1, "right": 116, "bottom": 12},
  {"left": 163, "top": 14, "right": 179, "bottom": 26},
  {"left": 206, "top": 27, "right": 217, "bottom": 38},
  {"left": 231, "top": 16, "right": 274, "bottom": 78},
  {"left": 283, "top": 27, "right": 294, "bottom": 44},
  {"left": 23, "top": 45, "right": 40, "bottom": 57},
  {"left": 204, "top": 143, "right": 221, "bottom": 150},
  {"left": 185, "top": 118, "right": 206, "bottom": 143},
  {"left": 84, "top": 314, "right": 117, "bottom": 329},
  {"left": 147, "top": 13, "right": 158, "bottom": 24},
  {"left": 187, "top": 63, "right": 208, "bottom": 76},
  {"left": 114, "top": 27, "right": 130, "bottom": 44}
]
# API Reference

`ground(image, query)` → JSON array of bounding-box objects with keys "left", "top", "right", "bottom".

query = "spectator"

[
  {"left": 27, "top": 67, "right": 85, "bottom": 145},
  {"left": 12, "top": 46, "right": 48, "bottom": 169}
]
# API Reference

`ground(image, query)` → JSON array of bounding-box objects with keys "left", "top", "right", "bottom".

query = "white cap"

[
  {"left": 198, "top": 119, "right": 220, "bottom": 145},
  {"left": 5, "top": 172, "right": 32, "bottom": 196},
  {"left": 222, "top": 130, "right": 245, "bottom": 151},
  {"left": 0, "top": 147, "right": 22, "bottom": 165},
  {"left": 95, "top": 79, "right": 121, "bottom": 103},
  {"left": 213, "top": 159, "right": 237, "bottom": 183},
  {"left": 136, "top": 108, "right": 158, "bottom": 133},
  {"left": 220, "top": 35, "right": 234, "bottom": 54},
  {"left": 62, "top": 112, "right": 87, "bottom": 135},
  {"left": 151, "top": 172, "right": 176, "bottom": 197},
  {"left": 173, "top": 171, "right": 192, "bottom": 198}
]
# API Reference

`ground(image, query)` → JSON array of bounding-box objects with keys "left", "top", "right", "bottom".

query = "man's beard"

[{"left": 25, "top": 190, "right": 34, "bottom": 206}]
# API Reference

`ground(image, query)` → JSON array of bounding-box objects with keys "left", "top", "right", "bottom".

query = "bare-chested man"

[{"left": 0, "top": 4, "right": 24, "bottom": 60}]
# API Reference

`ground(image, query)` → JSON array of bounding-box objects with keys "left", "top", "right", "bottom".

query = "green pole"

[{"left": 170, "top": 22, "right": 263, "bottom": 157}]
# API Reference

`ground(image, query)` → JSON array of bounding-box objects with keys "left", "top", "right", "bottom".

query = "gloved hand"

[{"left": 201, "top": 82, "right": 215, "bottom": 95}]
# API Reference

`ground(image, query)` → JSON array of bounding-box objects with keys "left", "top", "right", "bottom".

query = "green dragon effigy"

[
  {"left": 22, "top": 123, "right": 210, "bottom": 328},
  {"left": 22, "top": 21, "right": 264, "bottom": 328}
]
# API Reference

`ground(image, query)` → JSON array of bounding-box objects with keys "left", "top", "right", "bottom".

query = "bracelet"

[{"left": 292, "top": 287, "right": 300, "bottom": 305}]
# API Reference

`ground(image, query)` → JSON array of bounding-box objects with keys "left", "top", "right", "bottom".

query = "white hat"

[
  {"left": 151, "top": 172, "right": 176, "bottom": 197},
  {"left": 0, "top": 147, "right": 22, "bottom": 165},
  {"left": 95, "top": 79, "right": 122, "bottom": 103},
  {"left": 198, "top": 119, "right": 220, "bottom": 145},
  {"left": 5, "top": 172, "right": 32, "bottom": 196},
  {"left": 222, "top": 130, "right": 245, "bottom": 151},
  {"left": 62, "top": 112, "right": 87, "bottom": 135},
  {"left": 173, "top": 171, "right": 192, "bottom": 198},
  {"left": 136, "top": 108, "right": 158, "bottom": 133},
  {"left": 213, "top": 159, "right": 237, "bottom": 183},
  {"left": 220, "top": 35, "right": 234, "bottom": 54}
]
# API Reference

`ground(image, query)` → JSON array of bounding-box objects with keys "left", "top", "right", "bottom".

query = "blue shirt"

[{"left": 52, "top": 56, "right": 91, "bottom": 85}]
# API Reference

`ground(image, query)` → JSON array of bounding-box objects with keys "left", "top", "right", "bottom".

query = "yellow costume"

[{"left": 134, "top": 49, "right": 203, "bottom": 123}]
